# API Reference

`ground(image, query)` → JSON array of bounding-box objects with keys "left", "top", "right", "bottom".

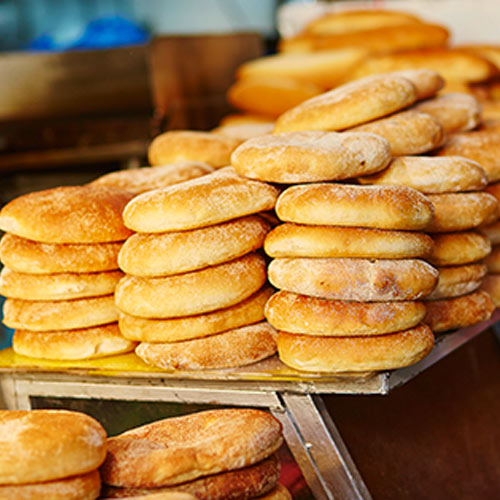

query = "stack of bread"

[
  {"left": 115, "top": 167, "right": 280, "bottom": 371},
  {"left": 0, "top": 185, "right": 138, "bottom": 360},
  {"left": 0, "top": 409, "right": 106, "bottom": 500},
  {"left": 99, "top": 409, "right": 290, "bottom": 500}
]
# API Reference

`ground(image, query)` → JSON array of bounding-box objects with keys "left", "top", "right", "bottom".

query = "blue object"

[{"left": 0, "top": 296, "right": 13, "bottom": 350}]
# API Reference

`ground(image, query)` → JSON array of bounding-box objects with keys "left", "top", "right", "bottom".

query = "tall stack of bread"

[{"left": 0, "top": 185, "right": 138, "bottom": 360}]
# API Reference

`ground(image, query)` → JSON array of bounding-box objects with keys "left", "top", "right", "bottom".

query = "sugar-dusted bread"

[
  {"left": 273, "top": 73, "right": 417, "bottom": 133},
  {"left": 135, "top": 322, "right": 277, "bottom": 371},
  {"left": 0, "top": 267, "right": 123, "bottom": 301},
  {"left": 264, "top": 224, "right": 433, "bottom": 259},
  {"left": 387, "top": 69, "right": 445, "bottom": 99},
  {"left": 89, "top": 162, "right": 213, "bottom": 194},
  {"left": 100, "top": 409, "right": 283, "bottom": 487},
  {"left": 119, "top": 286, "right": 272, "bottom": 342},
  {"left": 0, "top": 409, "right": 106, "bottom": 484},
  {"left": 0, "top": 185, "right": 135, "bottom": 244},
  {"left": 13, "top": 324, "right": 136, "bottom": 360},
  {"left": 123, "top": 168, "right": 279, "bottom": 233},
  {"left": 359, "top": 156, "right": 488, "bottom": 194},
  {"left": 424, "top": 290, "right": 494, "bottom": 332},
  {"left": 428, "top": 231, "right": 491, "bottom": 266},
  {"left": 265, "top": 290, "right": 425, "bottom": 336},
  {"left": 231, "top": 131, "right": 391, "bottom": 183},
  {"left": 480, "top": 274, "right": 500, "bottom": 307},
  {"left": 480, "top": 220, "right": 500, "bottom": 245},
  {"left": 426, "top": 264, "right": 487, "bottom": 300},
  {"left": 277, "top": 324, "right": 434, "bottom": 373},
  {"left": 0, "top": 233, "right": 122, "bottom": 274},
  {"left": 148, "top": 131, "right": 242, "bottom": 168},
  {"left": 268, "top": 258, "right": 438, "bottom": 301},
  {"left": 484, "top": 245, "right": 500, "bottom": 273},
  {"left": 115, "top": 253, "right": 267, "bottom": 318},
  {"left": 275, "top": 183, "right": 434, "bottom": 230},
  {"left": 3, "top": 294, "right": 118, "bottom": 331},
  {"left": 119, "top": 215, "right": 269, "bottom": 277}
]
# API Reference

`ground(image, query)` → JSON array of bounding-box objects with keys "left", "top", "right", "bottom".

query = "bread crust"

[
  {"left": 0, "top": 410, "right": 106, "bottom": 484},
  {"left": 277, "top": 323, "right": 434, "bottom": 373},
  {"left": 231, "top": 131, "right": 391, "bottom": 183},
  {"left": 212, "top": 122, "right": 275, "bottom": 141},
  {"left": 428, "top": 231, "right": 491, "bottom": 266},
  {"left": 480, "top": 220, "right": 500, "bottom": 245},
  {"left": 484, "top": 244, "right": 500, "bottom": 273},
  {"left": 386, "top": 69, "right": 444, "bottom": 100},
  {"left": 275, "top": 183, "right": 434, "bottom": 230},
  {"left": 426, "top": 264, "right": 487, "bottom": 300},
  {"left": 0, "top": 185, "right": 134, "bottom": 243},
  {"left": 480, "top": 273, "right": 500, "bottom": 306},
  {"left": 268, "top": 258, "right": 438, "bottom": 301}
]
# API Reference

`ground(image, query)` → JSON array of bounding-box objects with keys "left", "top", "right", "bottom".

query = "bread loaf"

[
  {"left": 428, "top": 232, "right": 491, "bottom": 266},
  {"left": 426, "top": 264, "right": 487, "bottom": 300}
]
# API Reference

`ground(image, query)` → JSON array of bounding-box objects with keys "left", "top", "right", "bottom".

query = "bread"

[
  {"left": 231, "top": 130, "right": 391, "bottom": 183},
  {"left": 424, "top": 290, "right": 494, "bottom": 332},
  {"left": 148, "top": 131, "right": 242, "bottom": 168},
  {"left": 480, "top": 274, "right": 500, "bottom": 306},
  {"left": 268, "top": 258, "right": 438, "bottom": 301},
  {"left": 277, "top": 323, "right": 434, "bottom": 373},
  {"left": 485, "top": 180, "right": 500, "bottom": 210},
  {"left": 119, "top": 286, "right": 272, "bottom": 342},
  {"left": 480, "top": 220, "right": 500, "bottom": 244},
  {"left": 349, "top": 110, "right": 445, "bottom": 156},
  {"left": 100, "top": 409, "right": 283, "bottom": 487},
  {"left": 123, "top": 168, "right": 279, "bottom": 233},
  {"left": 0, "top": 267, "right": 123, "bottom": 300},
  {"left": 212, "top": 122, "right": 275, "bottom": 141},
  {"left": 13, "top": 324, "right": 136, "bottom": 360},
  {"left": 0, "top": 234, "right": 122, "bottom": 274},
  {"left": 264, "top": 223, "right": 433, "bottom": 259},
  {"left": 275, "top": 183, "right": 434, "bottom": 230},
  {"left": 0, "top": 185, "right": 134, "bottom": 244},
  {"left": 89, "top": 162, "right": 214, "bottom": 194},
  {"left": 426, "top": 264, "right": 487, "bottom": 300},
  {"left": 265, "top": 290, "right": 425, "bottom": 336},
  {"left": 0, "top": 409, "right": 106, "bottom": 484},
  {"left": 413, "top": 93, "right": 482, "bottom": 133},
  {"left": 118, "top": 215, "right": 270, "bottom": 277},
  {"left": 485, "top": 245, "right": 500, "bottom": 273},
  {"left": 458, "top": 45, "right": 500, "bottom": 72},
  {"left": 103, "top": 493, "right": 197, "bottom": 500},
  {"left": 219, "top": 114, "right": 275, "bottom": 126},
  {"left": 3, "top": 294, "right": 118, "bottom": 331},
  {"left": 426, "top": 193, "right": 498, "bottom": 233},
  {"left": 254, "top": 483, "right": 292, "bottom": 500},
  {"left": 273, "top": 73, "right": 417, "bottom": 133},
  {"left": 115, "top": 253, "right": 267, "bottom": 318},
  {"left": 428, "top": 232, "right": 491, "bottom": 266},
  {"left": 386, "top": 69, "right": 445, "bottom": 100},
  {"left": 358, "top": 156, "right": 488, "bottom": 194}
]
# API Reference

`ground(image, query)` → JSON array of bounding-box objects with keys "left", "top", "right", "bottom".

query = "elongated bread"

[
  {"left": 123, "top": 168, "right": 279, "bottom": 233},
  {"left": 428, "top": 232, "right": 491, "bottom": 266},
  {"left": 0, "top": 185, "right": 134, "bottom": 243},
  {"left": 0, "top": 410, "right": 106, "bottom": 484},
  {"left": 212, "top": 122, "right": 275, "bottom": 141},
  {"left": 275, "top": 183, "right": 434, "bottom": 230},
  {"left": 100, "top": 409, "right": 283, "bottom": 487},
  {"left": 231, "top": 131, "right": 391, "bottom": 183},
  {"left": 359, "top": 156, "right": 488, "bottom": 194},
  {"left": 119, "top": 286, "right": 273, "bottom": 342},
  {"left": 480, "top": 274, "right": 500, "bottom": 306},
  {"left": 136, "top": 322, "right": 277, "bottom": 371},
  {"left": 277, "top": 324, "right": 434, "bottom": 373},
  {"left": 387, "top": 69, "right": 445, "bottom": 100},
  {"left": 426, "top": 264, "right": 487, "bottom": 300},
  {"left": 485, "top": 181, "right": 500, "bottom": 206},
  {"left": 3, "top": 294, "right": 118, "bottom": 331},
  {"left": 484, "top": 245, "right": 500, "bottom": 273},
  {"left": 264, "top": 223, "right": 433, "bottom": 259},
  {"left": 268, "top": 258, "right": 438, "bottom": 301},
  {"left": 480, "top": 220, "right": 500, "bottom": 245},
  {"left": 119, "top": 215, "right": 269, "bottom": 277},
  {"left": 13, "top": 324, "right": 136, "bottom": 360},
  {"left": 115, "top": 253, "right": 267, "bottom": 318}
]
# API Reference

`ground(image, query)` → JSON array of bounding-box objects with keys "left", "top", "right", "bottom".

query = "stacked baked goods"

[
  {"left": 116, "top": 167, "right": 280, "bottom": 370},
  {"left": 99, "top": 408, "right": 290, "bottom": 500},
  {"left": 0, "top": 185, "right": 138, "bottom": 360},
  {"left": 0, "top": 409, "right": 106, "bottom": 500}
]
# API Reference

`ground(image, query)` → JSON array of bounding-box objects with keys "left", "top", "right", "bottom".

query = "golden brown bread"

[
  {"left": 135, "top": 322, "right": 277, "bottom": 371},
  {"left": 231, "top": 130, "right": 391, "bottom": 183},
  {"left": 265, "top": 290, "right": 425, "bottom": 336},
  {"left": 385, "top": 69, "right": 445, "bottom": 100},
  {"left": 358, "top": 156, "right": 488, "bottom": 194},
  {"left": 3, "top": 294, "right": 118, "bottom": 331},
  {"left": 118, "top": 215, "right": 270, "bottom": 277},
  {"left": 277, "top": 323, "right": 434, "bottom": 373},
  {"left": 13, "top": 324, "right": 136, "bottom": 360},
  {"left": 115, "top": 253, "right": 267, "bottom": 318},
  {"left": 219, "top": 114, "right": 275, "bottom": 126},
  {"left": 123, "top": 168, "right": 279, "bottom": 233},
  {"left": 426, "top": 264, "right": 487, "bottom": 300},
  {"left": 0, "top": 409, "right": 106, "bottom": 484},
  {"left": 0, "top": 185, "right": 134, "bottom": 244},
  {"left": 100, "top": 409, "right": 283, "bottom": 487},
  {"left": 212, "top": 122, "right": 275, "bottom": 141},
  {"left": 458, "top": 45, "right": 500, "bottom": 72},
  {"left": 424, "top": 290, "right": 494, "bottom": 332},
  {"left": 484, "top": 245, "right": 500, "bottom": 273},
  {"left": 275, "top": 183, "right": 434, "bottom": 231},
  {"left": 103, "top": 493, "right": 197, "bottom": 500},
  {"left": 148, "top": 131, "right": 242, "bottom": 168},
  {"left": 480, "top": 274, "right": 500, "bottom": 306},
  {"left": 268, "top": 258, "right": 438, "bottom": 301},
  {"left": 480, "top": 220, "right": 500, "bottom": 245},
  {"left": 264, "top": 223, "right": 433, "bottom": 259},
  {"left": 255, "top": 483, "right": 292, "bottom": 500},
  {"left": 428, "top": 232, "right": 491, "bottom": 266}
]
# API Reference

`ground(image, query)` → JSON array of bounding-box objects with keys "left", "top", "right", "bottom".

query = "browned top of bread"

[{"left": 386, "top": 69, "right": 445, "bottom": 100}]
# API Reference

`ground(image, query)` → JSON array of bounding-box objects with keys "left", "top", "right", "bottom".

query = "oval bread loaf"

[
  {"left": 484, "top": 245, "right": 500, "bottom": 273},
  {"left": 480, "top": 274, "right": 500, "bottom": 307},
  {"left": 426, "top": 264, "right": 487, "bottom": 300},
  {"left": 428, "top": 232, "right": 491, "bottom": 266}
]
